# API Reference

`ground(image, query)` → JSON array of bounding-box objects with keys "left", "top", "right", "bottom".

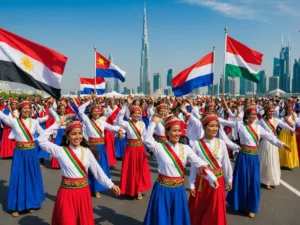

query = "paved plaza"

[{"left": 0, "top": 156, "right": 300, "bottom": 225}]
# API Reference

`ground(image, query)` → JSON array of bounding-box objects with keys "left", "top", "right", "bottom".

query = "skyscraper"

[
  {"left": 153, "top": 73, "right": 161, "bottom": 92},
  {"left": 105, "top": 81, "right": 112, "bottom": 93},
  {"left": 256, "top": 71, "right": 267, "bottom": 94},
  {"left": 139, "top": 5, "right": 150, "bottom": 95},
  {"left": 167, "top": 69, "right": 173, "bottom": 87},
  {"left": 273, "top": 58, "right": 280, "bottom": 76},
  {"left": 219, "top": 76, "right": 230, "bottom": 94},
  {"left": 279, "top": 42, "right": 291, "bottom": 93},
  {"left": 269, "top": 76, "right": 279, "bottom": 92},
  {"left": 208, "top": 83, "right": 219, "bottom": 96},
  {"left": 108, "top": 54, "right": 120, "bottom": 93},
  {"left": 240, "top": 78, "right": 255, "bottom": 95},
  {"left": 292, "top": 58, "right": 300, "bottom": 93}
]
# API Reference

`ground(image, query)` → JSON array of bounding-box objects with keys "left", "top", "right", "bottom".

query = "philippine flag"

[
  {"left": 171, "top": 52, "right": 214, "bottom": 96},
  {"left": 95, "top": 52, "right": 126, "bottom": 82},
  {"left": 80, "top": 77, "right": 105, "bottom": 95}
]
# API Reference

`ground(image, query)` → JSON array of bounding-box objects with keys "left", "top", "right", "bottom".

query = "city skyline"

[{"left": 0, "top": 0, "right": 299, "bottom": 95}]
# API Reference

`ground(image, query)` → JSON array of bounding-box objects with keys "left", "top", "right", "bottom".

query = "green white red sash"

[
  {"left": 263, "top": 118, "right": 276, "bottom": 135},
  {"left": 129, "top": 121, "right": 142, "bottom": 140},
  {"left": 244, "top": 123, "right": 259, "bottom": 146},
  {"left": 17, "top": 118, "right": 33, "bottom": 142},
  {"left": 63, "top": 146, "right": 87, "bottom": 177},
  {"left": 284, "top": 117, "right": 294, "bottom": 128},
  {"left": 198, "top": 139, "right": 220, "bottom": 170},
  {"left": 161, "top": 143, "right": 184, "bottom": 177},
  {"left": 90, "top": 119, "right": 103, "bottom": 137}
]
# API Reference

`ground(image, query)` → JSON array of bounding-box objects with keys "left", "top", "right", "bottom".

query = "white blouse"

[
  {"left": 259, "top": 117, "right": 293, "bottom": 135},
  {"left": 38, "top": 123, "right": 114, "bottom": 188},
  {"left": 116, "top": 104, "right": 146, "bottom": 140},
  {"left": 145, "top": 122, "right": 217, "bottom": 186},
  {"left": 78, "top": 100, "right": 122, "bottom": 138},
  {"left": 0, "top": 110, "right": 43, "bottom": 141},
  {"left": 189, "top": 138, "right": 232, "bottom": 189},
  {"left": 280, "top": 114, "right": 300, "bottom": 130}
]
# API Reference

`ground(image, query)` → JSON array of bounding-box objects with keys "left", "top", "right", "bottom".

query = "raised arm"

[
  {"left": 144, "top": 118, "right": 162, "bottom": 155},
  {"left": 277, "top": 118, "right": 294, "bottom": 131},
  {"left": 37, "top": 115, "right": 50, "bottom": 124},
  {"left": 0, "top": 110, "right": 14, "bottom": 127},
  {"left": 37, "top": 122, "right": 63, "bottom": 157}
]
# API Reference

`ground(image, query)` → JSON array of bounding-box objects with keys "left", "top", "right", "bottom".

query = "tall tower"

[
  {"left": 139, "top": 4, "right": 150, "bottom": 94},
  {"left": 279, "top": 36, "right": 291, "bottom": 93},
  {"left": 108, "top": 54, "right": 119, "bottom": 93}
]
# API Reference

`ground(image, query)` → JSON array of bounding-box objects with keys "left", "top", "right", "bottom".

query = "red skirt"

[
  {"left": 120, "top": 140, "right": 152, "bottom": 196},
  {"left": 104, "top": 130, "right": 116, "bottom": 166},
  {"left": 296, "top": 127, "right": 300, "bottom": 160},
  {"left": 52, "top": 185, "right": 94, "bottom": 225},
  {"left": 188, "top": 174, "right": 227, "bottom": 225},
  {"left": 0, "top": 125, "right": 15, "bottom": 158},
  {"left": 51, "top": 157, "right": 60, "bottom": 169}
]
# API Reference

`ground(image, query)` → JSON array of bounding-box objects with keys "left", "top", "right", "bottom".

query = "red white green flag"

[{"left": 226, "top": 36, "right": 263, "bottom": 83}]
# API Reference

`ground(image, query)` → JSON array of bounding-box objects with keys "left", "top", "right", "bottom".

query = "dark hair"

[
  {"left": 243, "top": 112, "right": 249, "bottom": 124},
  {"left": 60, "top": 131, "right": 100, "bottom": 161}
]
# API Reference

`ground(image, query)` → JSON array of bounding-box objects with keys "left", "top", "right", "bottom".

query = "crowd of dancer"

[{"left": 0, "top": 92, "right": 299, "bottom": 225}]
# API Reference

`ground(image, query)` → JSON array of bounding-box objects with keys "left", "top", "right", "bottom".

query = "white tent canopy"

[{"left": 104, "top": 91, "right": 124, "bottom": 97}]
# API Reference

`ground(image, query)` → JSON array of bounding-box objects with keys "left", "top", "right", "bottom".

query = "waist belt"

[
  {"left": 241, "top": 144, "right": 258, "bottom": 155},
  {"left": 16, "top": 141, "right": 35, "bottom": 150},
  {"left": 156, "top": 135, "right": 168, "bottom": 143},
  {"left": 127, "top": 139, "right": 143, "bottom": 147},
  {"left": 61, "top": 176, "right": 88, "bottom": 189},
  {"left": 157, "top": 174, "right": 184, "bottom": 188},
  {"left": 88, "top": 137, "right": 105, "bottom": 145}
]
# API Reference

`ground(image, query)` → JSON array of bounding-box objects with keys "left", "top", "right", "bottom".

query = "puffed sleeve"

[
  {"left": 37, "top": 123, "right": 63, "bottom": 158},
  {"left": 220, "top": 140, "right": 233, "bottom": 184},
  {"left": 0, "top": 110, "right": 14, "bottom": 127},
  {"left": 144, "top": 122, "right": 161, "bottom": 155},
  {"left": 116, "top": 104, "right": 129, "bottom": 128}
]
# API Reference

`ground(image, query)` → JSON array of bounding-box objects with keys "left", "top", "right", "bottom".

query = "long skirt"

[
  {"left": 7, "top": 146, "right": 45, "bottom": 212},
  {"left": 52, "top": 128, "right": 65, "bottom": 169},
  {"left": 259, "top": 139, "right": 281, "bottom": 186},
  {"left": 142, "top": 116, "right": 149, "bottom": 129},
  {"left": 189, "top": 175, "right": 227, "bottom": 225},
  {"left": 0, "top": 125, "right": 15, "bottom": 158},
  {"left": 52, "top": 186, "right": 94, "bottom": 225},
  {"left": 115, "top": 135, "right": 127, "bottom": 159},
  {"left": 37, "top": 140, "right": 50, "bottom": 159},
  {"left": 120, "top": 142, "right": 151, "bottom": 196},
  {"left": 144, "top": 182, "right": 190, "bottom": 225},
  {"left": 296, "top": 127, "right": 300, "bottom": 160},
  {"left": 278, "top": 129, "right": 299, "bottom": 169},
  {"left": 226, "top": 152, "right": 260, "bottom": 214},
  {"left": 88, "top": 144, "right": 111, "bottom": 193},
  {"left": 104, "top": 130, "right": 116, "bottom": 166}
]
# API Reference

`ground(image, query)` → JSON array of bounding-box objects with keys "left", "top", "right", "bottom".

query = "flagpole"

[
  {"left": 223, "top": 27, "right": 228, "bottom": 97},
  {"left": 94, "top": 46, "right": 97, "bottom": 93},
  {"left": 78, "top": 75, "right": 80, "bottom": 97},
  {"left": 211, "top": 45, "right": 216, "bottom": 98}
]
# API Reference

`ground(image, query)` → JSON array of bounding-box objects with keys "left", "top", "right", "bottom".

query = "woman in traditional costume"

[
  {"left": 0, "top": 100, "right": 18, "bottom": 158},
  {"left": 187, "top": 112, "right": 232, "bottom": 225},
  {"left": 116, "top": 96, "right": 152, "bottom": 200},
  {"left": 50, "top": 102, "right": 68, "bottom": 169},
  {"left": 278, "top": 103, "right": 300, "bottom": 169},
  {"left": 0, "top": 101, "right": 45, "bottom": 217},
  {"left": 38, "top": 115, "right": 120, "bottom": 225},
  {"left": 225, "top": 101, "right": 291, "bottom": 218},
  {"left": 78, "top": 94, "right": 124, "bottom": 199},
  {"left": 144, "top": 114, "right": 218, "bottom": 225},
  {"left": 259, "top": 104, "right": 294, "bottom": 189}
]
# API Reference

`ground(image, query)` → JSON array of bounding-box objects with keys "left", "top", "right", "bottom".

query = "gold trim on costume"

[{"left": 15, "top": 141, "right": 35, "bottom": 150}]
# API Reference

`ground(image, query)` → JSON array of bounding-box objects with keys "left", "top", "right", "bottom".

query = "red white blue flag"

[
  {"left": 80, "top": 77, "right": 105, "bottom": 95},
  {"left": 95, "top": 52, "right": 126, "bottom": 82},
  {"left": 171, "top": 52, "right": 214, "bottom": 96}
]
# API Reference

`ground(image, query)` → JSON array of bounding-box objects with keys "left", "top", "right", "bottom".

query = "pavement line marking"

[{"left": 280, "top": 179, "right": 300, "bottom": 197}]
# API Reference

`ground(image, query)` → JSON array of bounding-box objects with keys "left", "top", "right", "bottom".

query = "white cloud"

[
  {"left": 182, "top": 0, "right": 257, "bottom": 19},
  {"left": 277, "top": 2, "right": 300, "bottom": 17}
]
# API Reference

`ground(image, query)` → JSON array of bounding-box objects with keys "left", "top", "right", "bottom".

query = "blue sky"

[{"left": 1, "top": 0, "right": 300, "bottom": 94}]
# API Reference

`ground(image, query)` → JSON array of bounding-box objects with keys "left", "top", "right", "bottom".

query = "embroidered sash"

[
  {"left": 17, "top": 118, "right": 33, "bottom": 142},
  {"left": 129, "top": 121, "right": 142, "bottom": 140},
  {"left": 198, "top": 139, "right": 220, "bottom": 170},
  {"left": 263, "top": 118, "right": 276, "bottom": 135},
  {"left": 90, "top": 119, "right": 103, "bottom": 137},
  {"left": 161, "top": 143, "right": 184, "bottom": 177},
  {"left": 63, "top": 147, "right": 87, "bottom": 177},
  {"left": 284, "top": 117, "right": 294, "bottom": 128},
  {"left": 244, "top": 123, "right": 259, "bottom": 146}
]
